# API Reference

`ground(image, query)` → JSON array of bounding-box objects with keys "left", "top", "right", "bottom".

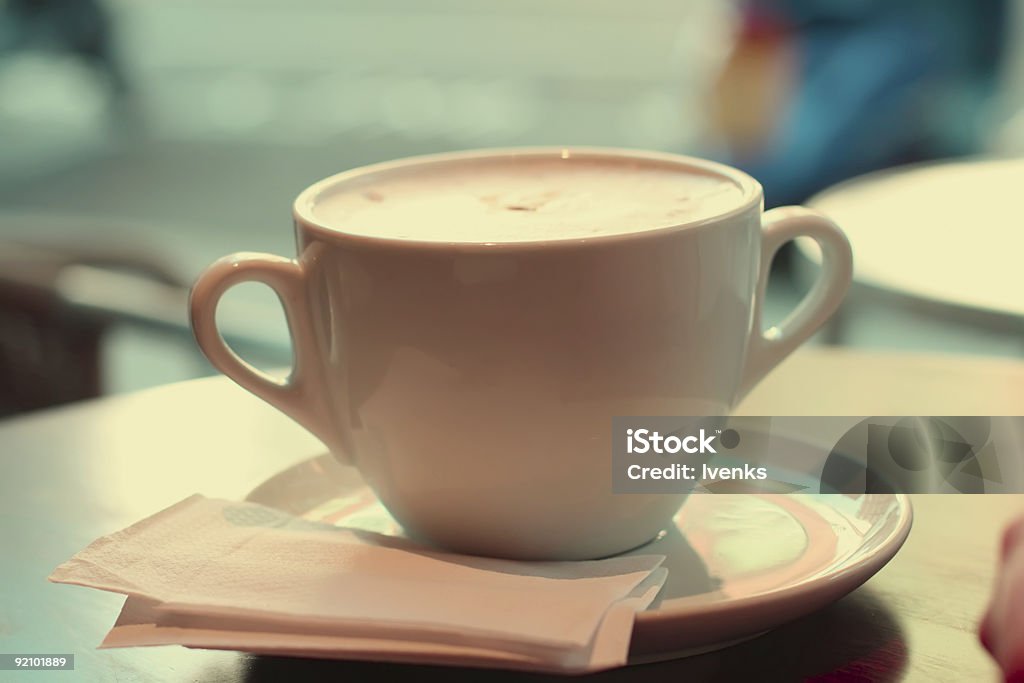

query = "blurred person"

[
  {"left": 987, "top": 0, "right": 1024, "bottom": 153},
  {"left": 712, "top": 0, "right": 1010, "bottom": 207},
  {"left": 0, "top": 0, "right": 118, "bottom": 72},
  {"left": 982, "top": 515, "right": 1024, "bottom": 682}
]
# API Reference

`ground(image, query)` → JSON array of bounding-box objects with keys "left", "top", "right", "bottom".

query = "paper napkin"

[{"left": 50, "top": 495, "right": 667, "bottom": 673}]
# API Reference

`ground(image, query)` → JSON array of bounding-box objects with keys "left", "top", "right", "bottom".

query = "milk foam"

[{"left": 311, "top": 157, "right": 745, "bottom": 242}]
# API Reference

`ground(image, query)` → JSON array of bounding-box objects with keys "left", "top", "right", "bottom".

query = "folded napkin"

[{"left": 50, "top": 495, "right": 667, "bottom": 673}]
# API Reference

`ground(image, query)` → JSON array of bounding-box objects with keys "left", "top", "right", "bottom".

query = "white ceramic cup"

[{"left": 190, "top": 147, "right": 852, "bottom": 560}]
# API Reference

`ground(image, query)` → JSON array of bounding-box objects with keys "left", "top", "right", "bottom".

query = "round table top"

[
  {"left": 800, "top": 157, "right": 1024, "bottom": 321},
  {"left": 2, "top": 347, "right": 1023, "bottom": 681}
]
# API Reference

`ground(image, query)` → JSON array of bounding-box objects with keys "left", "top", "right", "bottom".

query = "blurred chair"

[
  {"left": 0, "top": 216, "right": 290, "bottom": 416},
  {"left": 0, "top": 233, "right": 188, "bottom": 415}
]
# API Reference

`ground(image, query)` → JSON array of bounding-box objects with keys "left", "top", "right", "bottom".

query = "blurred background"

[{"left": 1, "top": 0, "right": 1022, "bottom": 416}]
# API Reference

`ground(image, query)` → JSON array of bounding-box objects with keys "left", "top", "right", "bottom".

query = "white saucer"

[{"left": 247, "top": 454, "right": 912, "bottom": 663}]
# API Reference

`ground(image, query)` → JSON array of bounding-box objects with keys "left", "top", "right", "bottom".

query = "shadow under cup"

[{"left": 189, "top": 148, "right": 853, "bottom": 560}]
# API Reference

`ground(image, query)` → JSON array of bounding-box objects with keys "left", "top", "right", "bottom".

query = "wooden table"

[{"left": 2, "top": 348, "right": 1022, "bottom": 681}]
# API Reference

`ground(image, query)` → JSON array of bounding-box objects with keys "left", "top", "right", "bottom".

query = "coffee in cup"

[{"left": 311, "top": 155, "right": 744, "bottom": 242}]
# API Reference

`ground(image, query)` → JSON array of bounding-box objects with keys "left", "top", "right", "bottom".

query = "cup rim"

[{"left": 292, "top": 146, "right": 764, "bottom": 251}]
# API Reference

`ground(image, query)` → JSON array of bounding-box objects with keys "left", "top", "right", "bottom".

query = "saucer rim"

[{"left": 635, "top": 492, "right": 913, "bottom": 625}]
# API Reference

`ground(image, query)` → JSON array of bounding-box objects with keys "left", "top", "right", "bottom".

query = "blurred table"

[
  {"left": 799, "top": 158, "right": 1024, "bottom": 352},
  {"left": 1, "top": 347, "right": 1023, "bottom": 681}
]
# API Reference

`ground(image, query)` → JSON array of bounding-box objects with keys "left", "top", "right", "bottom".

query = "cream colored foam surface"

[{"left": 311, "top": 157, "right": 744, "bottom": 242}]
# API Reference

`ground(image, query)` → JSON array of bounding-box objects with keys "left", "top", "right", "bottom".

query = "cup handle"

[
  {"left": 189, "top": 252, "right": 349, "bottom": 463},
  {"left": 738, "top": 206, "right": 853, "bottom": 400}
]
